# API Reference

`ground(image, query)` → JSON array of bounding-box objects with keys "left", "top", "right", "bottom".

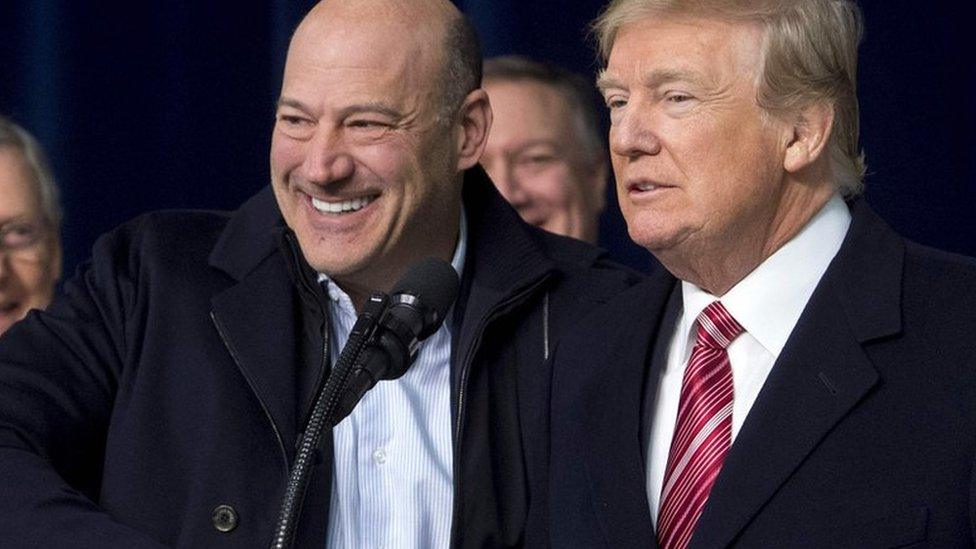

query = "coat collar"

[
  {"left": 208, "top": 186, "right": 284, "bottom": 281},
  {"left": 456, "top": 165, "right": 563, "bottom": 298}
]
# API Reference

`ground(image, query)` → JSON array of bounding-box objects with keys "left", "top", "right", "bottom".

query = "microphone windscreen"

[{"left": 392, "top": 257, "right": 460, "bottom": 321}]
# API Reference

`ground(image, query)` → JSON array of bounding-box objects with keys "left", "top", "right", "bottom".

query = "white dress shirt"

[
  {"left": 645, "top": 195, "right": 851, "bottom": 526},
  {"left": 323, "top": 211, "right": 467, "bottom": 549}
]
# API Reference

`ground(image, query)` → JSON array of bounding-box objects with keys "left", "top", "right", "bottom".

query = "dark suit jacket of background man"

[
  {"left": 546, "top": 199, "right": 976, "bottom": 548},
  {"left": 0, "top": 167, "right": 643, "bottom": 548}
]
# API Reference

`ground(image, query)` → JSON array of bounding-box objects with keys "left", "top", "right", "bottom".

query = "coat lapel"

[
  {"left": 207, "top": 187, "right": 300, "bottom": 467},
  {"left": 690, "top": 200, "right": 904, "bottom": 548},
  {"left": 580, "top": 272, "right": 676, "bottom": 549},
  {"left": 690, "top": 286, "right": 879, "bottom": 548},
  {"left": 210, "top": 253, "right": 299, "bottom": 465}
]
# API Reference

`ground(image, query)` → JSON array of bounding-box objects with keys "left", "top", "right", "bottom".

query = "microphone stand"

[{"left": 269, "top": 292, "right": 390, "bottom": 549}]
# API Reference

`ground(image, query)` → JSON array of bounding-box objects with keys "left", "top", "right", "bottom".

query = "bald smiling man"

[{"left": 0, "top": 1, "right": 640, "bottom": 547}]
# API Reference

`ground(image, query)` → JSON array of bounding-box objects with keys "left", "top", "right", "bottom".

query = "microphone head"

[{"left": 391, "top": 257, "right": 460, "bottom": 339}]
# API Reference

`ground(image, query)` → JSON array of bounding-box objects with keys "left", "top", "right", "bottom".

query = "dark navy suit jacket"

[{"left": 548, "top": 200, "right": 976, "bottom": 548}]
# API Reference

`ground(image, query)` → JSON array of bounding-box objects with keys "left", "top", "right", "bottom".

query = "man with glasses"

[{"left": 0, "top": 115, "right": 62, "bottom": 335}]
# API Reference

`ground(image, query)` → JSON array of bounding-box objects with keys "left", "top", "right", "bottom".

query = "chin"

[
  {"left": 627, "top": 223, "right": 687, "bottom": 255},
  {"left": 303, "top": 252, "right": 366, "bottom": 278}
]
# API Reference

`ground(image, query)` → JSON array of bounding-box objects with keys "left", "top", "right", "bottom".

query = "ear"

[
  {"left": 455, "top": 88, "right": 492, "bottom": 171},
  {"left": 783, "top": 102, "right": 834, "bottom": 174}
]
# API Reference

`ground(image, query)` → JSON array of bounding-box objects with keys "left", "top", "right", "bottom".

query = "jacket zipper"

[
  {"left": 211, "top": 310, "right": 290, "bottom": 477},
  {"left": 286, "top": 234, "right": 331, "bottom": 429},
  {"left": 450, "top": 274, "right": 551, "bottom": 546}
]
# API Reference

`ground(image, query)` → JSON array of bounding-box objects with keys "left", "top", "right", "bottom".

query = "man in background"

[
  {"left": 0, "top": 1, "right": 639, "bottom": 547},
  {"left": 481, "top": 56, "right": 607, "bottom": 243},
  {"left": 545, "top": 0, "right": 976, "bottom": 547},
  {"left": 0, "top": 115, "right": 61, "bottom": 335}
]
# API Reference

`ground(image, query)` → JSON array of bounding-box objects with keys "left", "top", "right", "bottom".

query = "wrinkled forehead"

[
  {"left": 485, "top": 80, "right": 578, "bottom": 139},
  {"left": 281, "top": 28, "right": 444, "bottom": 114},
  {"left": 282, "top": 15, "right": 447, "bottom": 103},
  {"left": 605, "top": 14, "right": 765, "bottom": 85}
]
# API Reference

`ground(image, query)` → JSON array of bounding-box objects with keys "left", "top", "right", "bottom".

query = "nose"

[
  {"left": 300, "top": 126, "right": 356, "bottom": 184},
  {"left": 609, "top": 105, "right": 662, "bottom": 159}
]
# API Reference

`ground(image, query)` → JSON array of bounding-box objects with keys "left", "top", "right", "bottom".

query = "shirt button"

[{"left": 372, "top": 448, "right": 388, "bottom": 465}]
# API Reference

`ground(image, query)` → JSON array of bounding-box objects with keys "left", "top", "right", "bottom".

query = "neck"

[
  {"left": 334, "top": 214, "right": 461, "bottom": 312},
  {"left": 660, "top": 184, "right": 836, "bottom": 296}
]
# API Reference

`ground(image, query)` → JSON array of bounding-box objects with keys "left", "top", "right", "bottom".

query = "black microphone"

[
  {"left": 269, "top": 257, "right": 460, "bottom": 549},
  {"left": 332, "top": 257, "right": 460, "bottom": 424}
]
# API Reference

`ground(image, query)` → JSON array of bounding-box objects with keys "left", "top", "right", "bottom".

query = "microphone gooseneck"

[{"left": 269, "top": 257, "right": 459, "bottom": 549}]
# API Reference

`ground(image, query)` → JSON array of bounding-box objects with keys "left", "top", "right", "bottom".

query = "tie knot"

[{"left": 694, "top": 301, "right": 744, "bottom": 350}]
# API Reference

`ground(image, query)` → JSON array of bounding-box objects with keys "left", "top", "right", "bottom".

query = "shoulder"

[
  {"left": 89, "top": 209, "right": 233, "bottom": 277},
  {"left": 903, "top": 239, "right": 976, "bottom": 285},
  {"left": 530, "top": 226, "right": 649, "bottom": 306},
  {"left": 900, "top": 239, "right": 976, "bottom": 330}
]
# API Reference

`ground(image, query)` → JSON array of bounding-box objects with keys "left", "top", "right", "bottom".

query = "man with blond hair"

[
  {"left": 0, "top": 0, "right": 640, "bottom": 547},
  {"left": 545, "top": 0, "right": 976, "bottom": 547}
]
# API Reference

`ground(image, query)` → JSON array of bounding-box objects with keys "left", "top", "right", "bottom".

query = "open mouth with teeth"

[{"left": 310, "top": 194, "right": 378, "bottom": 214}]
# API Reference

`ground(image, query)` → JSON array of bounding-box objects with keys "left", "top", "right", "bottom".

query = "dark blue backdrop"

[{"left": 2, "top": 1, "right": 973, "bottom": 275}]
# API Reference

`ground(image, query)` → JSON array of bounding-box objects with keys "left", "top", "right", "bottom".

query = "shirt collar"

[
  {"left": 680, "top": 194, "right": 851, "bottom": 357},
  {"left": 317, "top": 206, "right": 468, "bottom": 311}
]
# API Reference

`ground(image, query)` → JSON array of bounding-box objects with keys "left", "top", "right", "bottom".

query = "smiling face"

[
  {"left": 599, "top": 14, "right": 831, "bottom": 292},
  {"left": 0, "top": 147, "right": 60, "bottom": 335},
  {"left": 482, "top": 79, "right": 604, "bottom": 242},
  {"left": 270, "top": 2, "right": 465, "bottom": 300}
]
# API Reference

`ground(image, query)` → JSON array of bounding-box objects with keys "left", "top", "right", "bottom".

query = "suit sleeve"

[{"left": 0, "top": 228, "right": 169, "bottom": 548}]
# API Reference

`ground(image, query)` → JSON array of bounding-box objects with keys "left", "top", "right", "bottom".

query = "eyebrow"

[
  {"left": 510, "top": 138, "right": 560, "bottom": 151},
  {"left": 595, "top": 70, "right": 623, "bottom": 95},
  {"left": 0, "top": 216, "right": 41, "bottom": 230},
  {"left": 276, "top": 97, "right": 311, "bottom": 113},
  {"left": 336, "top": 103, "right": 402, "bottom": 120},
  {"left": 276, "top": 97, "right": 401, "bottom": 120},
  {"left": 596, "top": 67, "right": 709, "bottom": 93}
]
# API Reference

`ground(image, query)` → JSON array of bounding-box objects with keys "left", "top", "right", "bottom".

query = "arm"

[{"left": 0, "top": 229, "right": 169, "bottom": 548}]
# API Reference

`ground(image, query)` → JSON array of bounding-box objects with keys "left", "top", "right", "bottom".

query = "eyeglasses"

[{"left": 0, "top": 220, "right": 47, "bottom": 257}]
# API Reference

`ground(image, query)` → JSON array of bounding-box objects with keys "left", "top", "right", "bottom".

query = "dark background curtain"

[{"left": 2, "top": 1, "right": 973, "bottom": 275}]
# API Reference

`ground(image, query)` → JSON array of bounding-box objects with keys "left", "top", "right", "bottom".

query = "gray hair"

[
  {"left": 484, "top": 55, "right": 607, "bottom": 170},
  {"left": 593, "top": 0, "right": 866, "bottom": 196},
  {"left": 440, "top": 11, "right": 483, "bottom": 120},
  {"left": 0, "top": 115, "right": 63, "bottom": 230}
]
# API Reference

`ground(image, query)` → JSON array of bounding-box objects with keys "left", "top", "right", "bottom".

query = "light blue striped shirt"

[{"left": 321, "top": 211, "right": 466, "bottom": 549}]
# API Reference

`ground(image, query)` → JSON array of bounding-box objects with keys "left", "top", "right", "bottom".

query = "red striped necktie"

[{"left": 657, "top": 301, "right": 744, "bottom": 549}]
